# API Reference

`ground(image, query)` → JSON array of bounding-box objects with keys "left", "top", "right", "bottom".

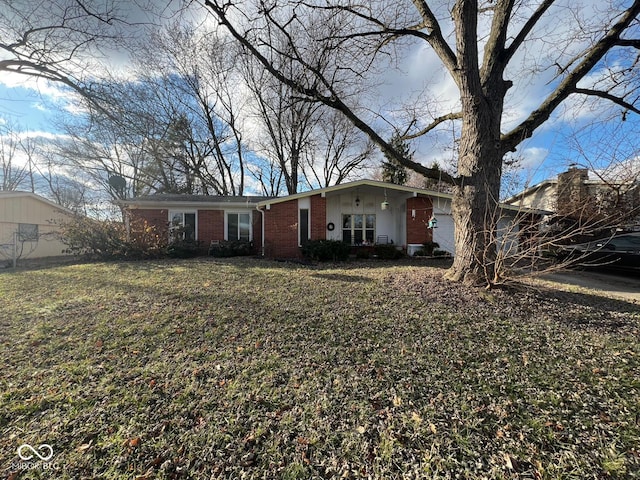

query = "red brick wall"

[
  {"left": 310, "top": 194, "right": 327, "bottom": 240},
  {"left": 129, "top": 207, "right": 260, "bottom": 254},
  {"left": 263, "top": 200, "right": 301, "bottom": 258},
  {"left": 129, "top": 209, "right": 169, "bottom": 238},
  {"left": 406, "top": 196, "right": 433, "bottom": 244},
  {"left": 197, "top": 210, "right": 224, "bottom": 244}
]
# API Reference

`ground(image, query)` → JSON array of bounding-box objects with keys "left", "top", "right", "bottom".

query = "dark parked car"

[{"left": 558, "top": 232, "right": 640, "bottom": 271}]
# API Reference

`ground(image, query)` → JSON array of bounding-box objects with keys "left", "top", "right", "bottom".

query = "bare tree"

[
  {"left": 303, "top": 108, "right": 375, "bottom": 188},
  {"left": 136, "top": 24, "right": 249, "bottom": 195},
  {"left": 60, "top": 23, "right": 250, "bottom": 198},
  {"left": 247, "top": 156, "right": 286, "bottom": 197},
  {"left": 0, "top": 122, "right": 44, "bottom": 193},
  {"left": 0, "top": 0, "right": 130, "bottom": 98},
  {"left": 241, "top": 48, "right": 322, "bottom": 194},
  {"left": 54, "top": 79, "right": 164, "bottom": 203},
  {"left": 239, "top": 20, "right": 373, "bottom": 194},
  {"left": 201, "top": 0, "right": 640, "bottom": 285},
  {"left": 35, "top": 152, "right": 92, "bottom": 213},
  {"left": 0, "top": 123, "right": 28, "bottom": 191}
]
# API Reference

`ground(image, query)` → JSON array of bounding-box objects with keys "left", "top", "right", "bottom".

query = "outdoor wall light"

[
  {"left": 381, "top": 200, "right": 389, "bottom": 210},
  {"left": 411, "top": 208, "right": 416, "bottom": 218}
]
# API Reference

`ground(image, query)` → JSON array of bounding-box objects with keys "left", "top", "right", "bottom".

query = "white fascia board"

[{"left": 124, "top": 201, "right": 257, "bottom": 210}]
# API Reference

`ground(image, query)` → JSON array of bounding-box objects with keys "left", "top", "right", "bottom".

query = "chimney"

[{"left": 557, "top": 166, "right": 589, "bottom": 218}]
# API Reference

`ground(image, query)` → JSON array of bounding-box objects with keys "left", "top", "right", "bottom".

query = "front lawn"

[{"left": 1, "top": 258, "right": 638, "bottom": 479}]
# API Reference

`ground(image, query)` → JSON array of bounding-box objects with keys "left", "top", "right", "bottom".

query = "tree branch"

[
  {"left": 0, "top": 58, "right": 88, "bottom": 96},
  {"left": 481, "top": 0, "right": 515, "bottom": 84},
  {"left": 573, "top": 87, "right": 640, "bottom": 114},
  {"left": 615, "top": 39, "right": 640, "bottom": 48},
  {"left": 410, "top": 0, "right": 458, "bottom": 74},
  {"left": 402, "top": 112, "right": 463, "bottom": 140},
  {"left": 317, "top": 1, "right": 459, "bottom": 82},
  {"left": 503, "top": 0, "right": 556, "bottom": 65},
  {"left": 73, "top": 0, "right": 116, "bottom": 25},
  {"left": 501, "top": 0, "right": 640, "bottom": 153}
]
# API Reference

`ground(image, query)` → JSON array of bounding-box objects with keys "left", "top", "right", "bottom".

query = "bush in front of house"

[
  {"left": 209, "top": 240, "right": 253, "bottom": 257},
  {"left": 57, "top": 214, "right": 167, "bottom": 260},
  {"left": 373, "top": 244, "right": 404, "bottom": 260},
  {"left": 356, "top": 249, "right": 371, "bottom": 260},
  {"left": 167, "top": 239, "right": 202, "bottom": 258},
  {"left": 301, "top": 239, "right": 351, "bottom": 261}
]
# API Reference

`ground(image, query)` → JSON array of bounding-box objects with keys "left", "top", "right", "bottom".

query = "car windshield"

[{"left": 610, "top": 235, "right": 640, "bottom": 248}]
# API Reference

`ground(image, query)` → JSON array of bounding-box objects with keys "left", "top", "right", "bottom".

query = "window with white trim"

[
  {"left": 227, "top": 213, "right": 250, "bottom": 241},
  {"left": 342, "top": 214, "right": 375, "bottom": 245},
  {"left": 169, "top": 211, "right": 196, "bottom": 241}
]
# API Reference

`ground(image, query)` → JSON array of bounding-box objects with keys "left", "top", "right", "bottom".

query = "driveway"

[{"left": 533, "top": 269, "right": 640, "bottom": 303}]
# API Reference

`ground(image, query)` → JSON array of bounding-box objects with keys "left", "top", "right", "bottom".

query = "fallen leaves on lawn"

[
  {"left": 0, "top": 258, "right": 638, "bottom": 479},
  {"left": 125, "top": 437, "right": 142, "bottom": 449}
]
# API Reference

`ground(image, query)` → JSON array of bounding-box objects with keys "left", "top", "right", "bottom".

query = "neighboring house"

[
  {"left": 505, "top": 167, "right": 640, "bottom": 228},
  {"left": 122, "top": 180, "right": 538, "bottom": 259},
  {"left": 0, "top": 191, "right": 73, "bottom": 261}
]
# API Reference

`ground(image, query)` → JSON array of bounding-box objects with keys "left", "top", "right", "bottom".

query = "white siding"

[
  {"left": 432, "top": 213, "right": 455, "bottom": 255},
  {"left": 325, "top": 192, "right": 405, "bottom": 245},
  {"left": 497, "top": 215, "right": 520, "bottom": 257}
]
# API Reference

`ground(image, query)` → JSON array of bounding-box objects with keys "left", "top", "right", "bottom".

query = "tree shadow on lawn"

[
  {"left": 310, "top": 272, "right": 373, "bottom": 283},
  {"left": 264, "top": 256, "right": 455, "bottom": 272},
  {"left": 518, "top": 282, "right": 639, "bottom": 332},
  {"left": 37, "top": 256, "right": 637, "bottom": 335}
]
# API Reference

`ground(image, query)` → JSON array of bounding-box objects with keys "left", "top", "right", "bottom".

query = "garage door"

[{"left": 432, "top": 214, "right": 455, "bottom": 256}]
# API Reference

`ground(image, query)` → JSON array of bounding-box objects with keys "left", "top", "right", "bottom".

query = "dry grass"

[{"left": 1, "top": 257, "right": 639, "bottom": 479}]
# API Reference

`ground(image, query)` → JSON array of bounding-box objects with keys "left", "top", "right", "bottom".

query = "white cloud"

[
  {"left": 0, "top": 70, "right": 81, "bottom": 117},
  {"left": 17, "top": 130, "right": 69, "bottom": 142},
  {"left": 515, "top": 147, "right": 549, "bottom": 171}
]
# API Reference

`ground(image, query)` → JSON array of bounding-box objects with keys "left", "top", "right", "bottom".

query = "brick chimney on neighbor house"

[{"left": 556, "top": 166, "right": 590, "bottom": 219}]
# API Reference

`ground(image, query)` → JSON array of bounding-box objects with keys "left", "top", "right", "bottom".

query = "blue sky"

[
  {"left": 2, "top": 76, "right": 638, "bottom": 200},
  {"left": 2, "top": 0, "right": 639, "bottom": 198},
  {"left": 2, "top": 67, "right": 638, "bottom": 194},
  {"left": 0, "top": 84, "right": 49, "bottom": 130}
]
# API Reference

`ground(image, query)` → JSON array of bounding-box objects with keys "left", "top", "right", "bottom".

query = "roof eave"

[
  {"left": 121, "top": 199, "right": 260, "bottom": 209},
  {"left": 503, "top": 180, "right": 557, "bottom": 205},
  {"left": 256, "top": 180, "right": 454, "bottom": 207}
]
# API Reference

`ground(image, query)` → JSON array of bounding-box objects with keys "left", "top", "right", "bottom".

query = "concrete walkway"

[{"left": 533, "top": 270, "right": 640, "bottom": 303}]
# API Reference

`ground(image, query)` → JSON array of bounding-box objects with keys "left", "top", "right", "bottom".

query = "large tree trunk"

[
  {"left": 445, "top": 155, "right": 502, "bottom": 286},
  {"left": 444, "top": 92, "right": 504, "bottom": 286},
  {"left": 442, "top": 1, "right": 506, "bottom": 286}
]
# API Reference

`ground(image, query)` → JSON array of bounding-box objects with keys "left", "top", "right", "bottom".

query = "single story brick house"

[{"left": 122, "top": 179, "right": 534, "bottom": 258}]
